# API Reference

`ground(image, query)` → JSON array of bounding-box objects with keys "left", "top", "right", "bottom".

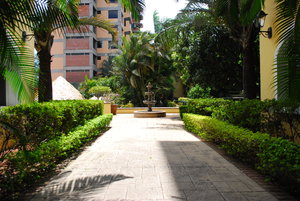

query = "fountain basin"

[{"left": 134, "top": 110, "right": 166, "bottom": 118}]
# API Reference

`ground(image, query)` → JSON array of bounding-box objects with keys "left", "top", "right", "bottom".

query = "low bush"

[
  {"left": 183, "top": 113, "right": 300, "bottom": 195},
  {"left": 179, "top": 98, "right": 229, "bottom": 118},
  {"left": 0, "top": 100, "right": 104, "bottom": 152},
  {"left": 212, "top": 99, "right": 265, "bottom": 132},
  {"left": 0, "top": 114, "right": 112, "bottom": 200},
  {"left": 212, "top": 99, "right": 300, "bottom": 141},
  {"left": 187, "top": 84, "right": 211, "bottom": 99}
]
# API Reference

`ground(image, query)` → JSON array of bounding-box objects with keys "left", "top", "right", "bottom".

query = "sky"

[{"left": 141, "top": 0, "right": 188, "bottom": 32}]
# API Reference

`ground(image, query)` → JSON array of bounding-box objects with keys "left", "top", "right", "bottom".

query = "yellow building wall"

[{"left": 260, "top": 0, "right": 278, "bottom": 100}]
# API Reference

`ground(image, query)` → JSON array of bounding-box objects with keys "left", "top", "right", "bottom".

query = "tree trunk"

[
  {"left": 242, "top": 42, "right": 257, "bottom": 99},
  {"left": 38, "top": 46, "right": 53, "bottom": 102}
]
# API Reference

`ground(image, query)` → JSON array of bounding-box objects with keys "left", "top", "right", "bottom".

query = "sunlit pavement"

[{"left": 29, "top": 114, "right": 288, "bottom": 201}]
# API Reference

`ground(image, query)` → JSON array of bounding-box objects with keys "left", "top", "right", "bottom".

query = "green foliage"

[
  {"left": 120, "top": 101, "right": 134, "bottom": 108},
  {"left": 88, "top": 86, "right": 111, "bottom": 98},
  {"left": 1, "top": 114, "right": 112, "bottom": 200},
  {"left": 182, "top": 113, "right": 300, "bottom": 195},
  {"left": 212, "top": 99, "right": 300, "bottom": 141},
  {"left": 161, "top": 12, "right": 243, "bottom": 97},
  {"left": 79, "top": 76, "right": 122, "bottom": 99},
  {"left": 0, "top": 100, "right": 104, "bottom": 151},
  {"left": 179, "top": 98, "right": 230, "bottom": 117},
  {"left": 274, "top": 0, "right": 300, "bottom": 101},
  {"left": 212, "top": 99, "right": 265, "bottom": 132},
  {"left": 113, "top": 32, "right": 174, "bottom": 106},
  {"left": 187, "top": 84, "right": 211, "bottom": 99}
]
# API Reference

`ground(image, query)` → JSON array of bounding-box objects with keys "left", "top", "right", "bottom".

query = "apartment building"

[{"left": 51, "top": 0, "right": 142, "bottom": 85}]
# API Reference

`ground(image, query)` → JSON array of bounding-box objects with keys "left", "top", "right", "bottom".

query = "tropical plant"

[
  {"left": 182, "top": 0, "right": 264, "bottom": 99},
  {"left": 1, "top": 0, "right": 145, "bottom": 103},
  {"left": 113, "top": 32, "right": 175, "bottom": 106},
  {"left": 88, "top": 86, "right": 111, "bottom": 98},
  {"left": 274, "top": 0, "right": 300, "bottom": 101},
  {"left": 187, "top": 84, "right": 211, "bottom": 99},
  {"left": 113, "top": 32, "right": 156, "bottom": 104},
  {"left": 0, "top": 0, "right": 47, "bottom": 103},
  {"left": 31, "top": 0, "right": 117, "bottom": 102},
  {"left": 157, "top": 10, "right": 243, "bottom": 96}
]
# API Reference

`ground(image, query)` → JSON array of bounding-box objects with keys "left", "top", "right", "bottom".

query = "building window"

[
  {"left": 97, "top": 41, "right": 103, "bottom": 48},
  {"left": 79, "top": 3, "right": 89, "bottom": 5},
  {"left": 97, "top": 10, "right": 101, "bottom": 14},
  {"left": 110, "top": 0, "right": 117, "bottom": 3},
  {"left": 108, "top": 10, "right": 118, "bottom": 19},
  {"left": 124, "top": 31, "right": 131, "bottom": 36},
  {"left": 108, "top": 41, "right": 117, "bottom": 49},
  {"left": 93, "top": 8, "right": 97, "bottom": 17},
  {"left": 97, "top": 56, "right": 101, "bottom": 60}
]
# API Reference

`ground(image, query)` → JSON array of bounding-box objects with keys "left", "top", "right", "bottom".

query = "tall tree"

[
  {"left": 183, "top": 0, "right": 264, "bottom": 99},
  {"left": 153, "top": 10, "right": 163, "bottom": 33},
  {"left": 1, "top": 0, "right": 145, "bottom": 103}
]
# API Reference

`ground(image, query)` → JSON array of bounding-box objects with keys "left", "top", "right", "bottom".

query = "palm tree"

[
  {"left": 274, "top": 0, "right": 300, "bottom": 101},
  {"left": 1, "top": 0, "right": 145, "bottom": 103},
  {"left": 34, "top": 0, "right": 145, "bottom": 102},
  {"left": 0, "top": 0, "right": 48, "bottom": 103},
  {"left": 113, "top": 32, "right": 155, "bottom": 104},
  {"left": 31, "top": 0, "right": 118, "bottom": 102},
  {"left": 181, "top": 0, "right": 264, "bottom": 99}
]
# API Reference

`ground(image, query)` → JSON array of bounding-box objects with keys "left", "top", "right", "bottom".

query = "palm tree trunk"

[
  {"left": 242, "top": 42, "right": 257, "bottom": 99},
  {"left": 37, "top": 44, "right": 53, "bottom": 102}
]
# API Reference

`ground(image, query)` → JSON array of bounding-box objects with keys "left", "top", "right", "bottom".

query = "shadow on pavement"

[{"left": 31, "top": 174, "right": 132, "bottom": 200}]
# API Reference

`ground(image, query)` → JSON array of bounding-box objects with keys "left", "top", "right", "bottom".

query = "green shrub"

[
  {"left": 212, "top": 99, "right": 300, "bottom": 140},
  {"left": 212, "top": 99, "right": 265, "bottom": 132},
  {"left": 187, "top": 84, "right": 211, "bottom": 99},
  {"left": 1, "top": 114, "right": 112, "bottom": 200},
  {"left": 179, "top": 98, "right": 229, "bottom": 118},
  {"left": 167, "top": 101, "right": 177, "bottom": 107},
  {"left": 0, "top": 100, "right": 104, "bottom": 151},
  {"left": 88, "top": 86, "right": 112, "bottom": 98},
  {"left": 182, "top": 113, "right": 300, "bottom": 195}
]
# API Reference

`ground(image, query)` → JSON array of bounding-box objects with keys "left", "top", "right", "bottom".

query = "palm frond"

[
  {"left": 273, "top": 0, "right": 300, "bottom": 101},
  {"left": 78, "top": 17, "right": 117, "bottom": 41}
]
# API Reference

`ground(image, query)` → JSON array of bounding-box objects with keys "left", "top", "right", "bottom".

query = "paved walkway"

[{"left": 30, "top": 114, "right": 280, "bottom": 201}]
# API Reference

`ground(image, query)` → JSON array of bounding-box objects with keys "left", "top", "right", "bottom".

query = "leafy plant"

[
  {"left": 182, "top": 113, "right": 300, "bottom": 196},
  {"left": 88, "top": 86, "right": 111, "bottom": 98},
  {"left": 1, "top": 114, "right": 112, "bottom": 200},
  {"left": 187, "top": 84, "right": 211, "bottom": 99},
  {"left": 0, "top": 100, "right": 104, "bottom": 152}
]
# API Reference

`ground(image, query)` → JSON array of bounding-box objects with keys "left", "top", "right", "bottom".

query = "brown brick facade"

[
  {"left": 66, "top": 38, "right": 89, "bottom": 50},
  {"left": 66, "top": 71, "right": 89, "bottom": 82},
  {"left": 66, "top": 55, "right": 89, "bottom": 66},
  {"left": 78, "top": 5, "right": 89, "bottom": 17}
]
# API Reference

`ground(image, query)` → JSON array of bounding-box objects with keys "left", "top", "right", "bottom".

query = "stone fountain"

[{"left": 134, "top": 82, "right": 166, "bottom": 118}]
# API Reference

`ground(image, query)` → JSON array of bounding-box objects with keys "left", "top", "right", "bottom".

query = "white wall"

[{"left": 5, "top": 81, "right": 19, "bottom": 106}]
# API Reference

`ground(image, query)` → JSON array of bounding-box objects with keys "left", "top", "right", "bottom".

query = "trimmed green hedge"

[
  {"left": 179, "top": 98, "right": 229, "bottom": 117},
  {"left": 0, "top": 100, "right": 104, "bottom": 150},
  {"left": 180, "top": 98, "right": 300, "bottom": 141},
  {"left": 1, "top": 114, "right": 112, "bottom": 200},
  {"left": 183, "top": 113, "right": 300, "bottom": 195}
]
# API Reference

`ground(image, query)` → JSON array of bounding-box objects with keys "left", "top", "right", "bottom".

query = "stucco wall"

[{"left": 260, "top": 0, "right": 278, "bottom": 100}]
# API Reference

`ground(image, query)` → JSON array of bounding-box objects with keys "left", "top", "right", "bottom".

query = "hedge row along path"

[{"left": 29, "top": 114, "right": 296, "bottom": 201}]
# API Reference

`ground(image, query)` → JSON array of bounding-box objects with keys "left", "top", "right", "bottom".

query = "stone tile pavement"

[{"left": 29, "top": 114, "right": 289, "bottom": 201}]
